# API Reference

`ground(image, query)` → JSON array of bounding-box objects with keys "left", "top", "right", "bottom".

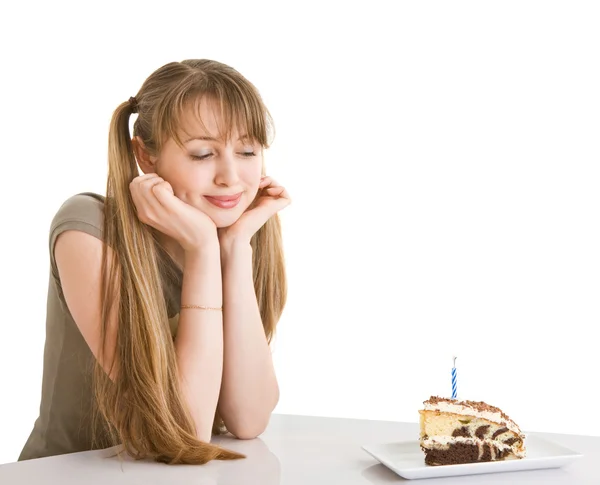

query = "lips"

[
  {"left": 203, "top": 192, "right": 243, "bottom": 209},
  {"left": 204, "top": 193, "right": 243, "bottom": 202}
]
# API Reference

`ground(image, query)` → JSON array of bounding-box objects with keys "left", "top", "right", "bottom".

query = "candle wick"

[{"left": 453, "top": 356, "right": 457, "bottom": 367}]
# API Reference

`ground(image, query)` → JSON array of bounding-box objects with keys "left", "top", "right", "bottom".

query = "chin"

[
  {"left": 197, "top": 195, "right": 253, "bottom": 228},
  {"left": 207, "top": 209, "right": 245, "bottom": 229},
  {"left": 214, "top": 219, "right": 238, "bottom": 229}
]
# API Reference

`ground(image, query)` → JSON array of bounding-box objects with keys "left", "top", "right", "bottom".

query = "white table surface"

[{"left": 1, "top": 413, "right": 598, "bottom": 484}]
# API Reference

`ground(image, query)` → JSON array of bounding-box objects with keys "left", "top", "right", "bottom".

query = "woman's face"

[{"left": 137, "top": 99, "right": 263, "bottom": 228}]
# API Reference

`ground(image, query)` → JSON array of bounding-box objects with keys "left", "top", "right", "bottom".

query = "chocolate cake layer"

[
  {"left": 424, "top": 442, "right": 480, "bottom": 466},
  {"left": 422, "top": 441, "right": 513, "bottom": 466}
]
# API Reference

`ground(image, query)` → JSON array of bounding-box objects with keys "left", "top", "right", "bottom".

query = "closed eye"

[
  {"left": 190, "top": 154, "right": 211, "bottom": 161},
  {"left": 191, "top": 152, "right": 256, "bottom": 161}
]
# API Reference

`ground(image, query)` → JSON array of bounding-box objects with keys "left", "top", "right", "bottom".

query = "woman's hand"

[
  {"left": 130, "top": 173, "right": 218, "bottom": 251},
  {"left": 218, "top": 176, "right": 291, "bottom": 246}
]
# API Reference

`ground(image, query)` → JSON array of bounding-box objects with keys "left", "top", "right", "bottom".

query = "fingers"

[
  {"left": 260, "top": 176, "right": 291, "bottom": 203},
  {"left": 152, "top": 180, "right": 177, "bottom": 209},
  {"left": 136, "top": 173, "right": 160, "bottom": 181},
  {"left": 129, "top": 174, "right": 171, "bottom": 226},
  {"left": 139, "top": 176, "right": 167, "bottom": 211},
  {"left": 129, "top": 173, "right": 161, "bottom": 195},
  {"left": 253, "top": 176, "right": 291, "bottom": 221},
  {"left": 131, "top": 174, "right": 169, "bottom": 201},
  {"left": 266, "top": 186, "right": 287, "bottom": 198}
]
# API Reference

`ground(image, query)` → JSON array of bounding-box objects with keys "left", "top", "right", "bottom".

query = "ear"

[{"left": 131, "top": 136, "right": 158, "bottom": 174}]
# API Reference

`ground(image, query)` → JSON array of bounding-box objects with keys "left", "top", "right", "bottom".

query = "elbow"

[
  {"left": 224, "top": 389, "right": 279, "bottom": 440},
  {"left": 228, "top": 419, "right": 268, "bottom": 440},
  {"left": 232, "top": 429, "right": 262, "bottom": 440}
]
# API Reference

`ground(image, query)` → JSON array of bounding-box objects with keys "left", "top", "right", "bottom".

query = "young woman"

[{"left": 18, "top": 59, "right": 290, "bottom": 465}]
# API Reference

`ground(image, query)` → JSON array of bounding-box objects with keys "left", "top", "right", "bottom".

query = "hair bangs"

[{"left": 156, "top": 78, "right": 273, "bottom": 151}]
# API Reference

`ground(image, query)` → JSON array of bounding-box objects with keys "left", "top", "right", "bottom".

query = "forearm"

[
  {"left": 174, "top": 244, "right": 223, "bottom": 442},
  {"left": 218, "top": 241, "right": 279, "bottom": 438}
]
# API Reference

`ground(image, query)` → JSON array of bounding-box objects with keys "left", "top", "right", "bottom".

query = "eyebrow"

[{"left": 184, "top": 134, "right": 251, "bottom": 143}]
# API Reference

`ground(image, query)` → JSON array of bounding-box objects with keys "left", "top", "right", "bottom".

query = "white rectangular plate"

[{"left": 362, "top": 435, "right": 582, "bottom": 480}]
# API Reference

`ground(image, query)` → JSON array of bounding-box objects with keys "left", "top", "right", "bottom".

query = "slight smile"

[{"left": 203, "top": 192, "right": 243, "bottom": 209}]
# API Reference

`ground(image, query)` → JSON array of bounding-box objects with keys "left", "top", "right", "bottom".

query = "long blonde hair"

[{"left": 94, "top": 59, "right": 287, "bottom": 464}]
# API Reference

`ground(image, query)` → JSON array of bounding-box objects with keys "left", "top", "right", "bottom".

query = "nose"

[{"left": 213, "top": 153, "right": 239, "bottom": 187}]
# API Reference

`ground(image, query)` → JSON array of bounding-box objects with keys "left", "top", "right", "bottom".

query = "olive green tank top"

[{"left": 18, "top": 192, "right": 183, "bottom": 461}]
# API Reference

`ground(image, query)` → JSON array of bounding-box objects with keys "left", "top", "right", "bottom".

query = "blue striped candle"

[{"left": 451, "top": 356, "right": 457, "bottom": 399}]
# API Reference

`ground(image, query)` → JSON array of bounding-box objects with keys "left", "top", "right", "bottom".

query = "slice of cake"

[{"left": 419, "top": 396, "right": 526, "bottom": 466}]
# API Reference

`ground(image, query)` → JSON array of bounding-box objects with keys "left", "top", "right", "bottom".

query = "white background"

[{"left": 0, "top": 0, "right": 598, "bottom": 465}]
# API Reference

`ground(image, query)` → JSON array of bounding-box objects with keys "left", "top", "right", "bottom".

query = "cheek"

[
  {"left": 241, "top": 175, "right": 261, "bottom": 208},
  {"left": 157, "top": 157, "right": 192, "bottom": 189},
  {"left": 247, "top": 181, "right": 261, "bottom": 201},
  {"left": 166, "top": 178, "right": 209, "bottom": 207},
  {"left": 170, "top": 164, "right": 212, "bottom": 193},
  {"left": 241, "top": 161, "right": 262, "bottom": 188}
]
